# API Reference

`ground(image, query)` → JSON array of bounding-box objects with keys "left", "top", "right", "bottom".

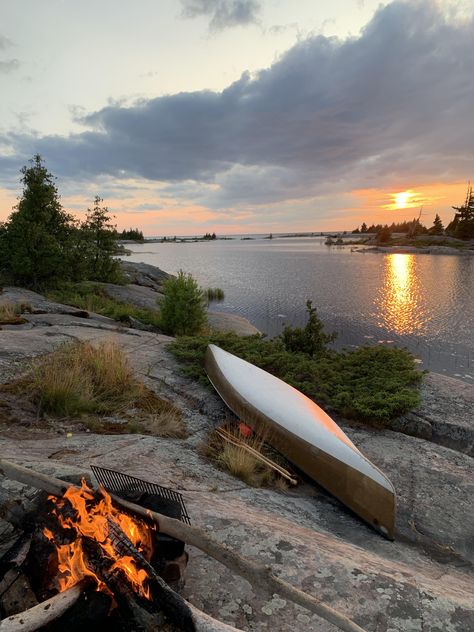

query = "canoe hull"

[{"left": 205, "top": 346, "right": 395, "bottom": 539}]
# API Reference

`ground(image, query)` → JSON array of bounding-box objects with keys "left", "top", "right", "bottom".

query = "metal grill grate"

[{"left": 90, "top": 465, "right": 191, "bottom": 525}]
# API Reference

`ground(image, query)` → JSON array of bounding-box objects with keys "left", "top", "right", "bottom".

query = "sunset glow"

[
  {"left": 0, "top": 2, "right": 472, "bottom": 234},
  {"left": 394, "top": 191, "right": 412, "bottom": 209}
]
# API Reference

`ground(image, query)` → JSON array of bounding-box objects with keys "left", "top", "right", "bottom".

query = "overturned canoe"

[{"left": 204, "top": 344, "right": 396, "bottom": 539}]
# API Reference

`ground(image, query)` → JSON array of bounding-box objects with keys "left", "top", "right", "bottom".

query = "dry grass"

[
  {"left": 0, "top": 301, "right": 29, "bottom": 325},
  {"left": 26, "top": 341, "right": 141, "bottom": 416},
  {"left": 205, "top": 425, "right": 291, "bottom": 488},
  {"left": 134, "top": 408, "right": 187, "bottom": 438},
  {"left": 14, "top": 341, "right": 186, "bottom": 437}
]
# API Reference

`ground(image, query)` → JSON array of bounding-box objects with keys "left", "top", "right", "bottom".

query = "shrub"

[
  {"left": 168, "top": 331, "right": 422, "bottom": 423},
  {"left": 281, "top": 300, "right": 336, "bottom": 357},
  {"left": 159, "top": 270, "right": 207, "bottom": 335}
]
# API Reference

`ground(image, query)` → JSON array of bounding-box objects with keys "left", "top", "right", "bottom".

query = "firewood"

[
  {"left": 0, "top": 582, "right": 84, "bottom": 632},
  {"left": 0, "top": 459, "right": 368, "bottom": 632},
  {"left": 0, "top": 568, "right": 38, "bottom": 616}
]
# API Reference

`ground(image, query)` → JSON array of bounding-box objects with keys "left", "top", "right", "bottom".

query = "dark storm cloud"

[
  {"left": 3, "top": 1, "right": 474, "bottom": 207},
  {"left": 180, "top": 0, "right": 261, "bottom": 31}
]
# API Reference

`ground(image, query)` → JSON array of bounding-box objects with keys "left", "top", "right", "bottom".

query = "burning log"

[{"left": 0, "top": 459, "right": 368, "bottom": 632}]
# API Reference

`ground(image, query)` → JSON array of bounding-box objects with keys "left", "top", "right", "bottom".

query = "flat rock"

[
  {"left": 0, "top": 427, "right": 472, "bottom": 631},
  {"left": 120, "top": 260, "right": 172, "bottom": 290},
  {"left": 396, "top": 373, "right": 474, "bottom": 456},
  {"left": 0, "top": 294, "right": 472, "bottom": 631},
  {"left": 208, "top": 312, "right": 260, "bottom": 336},
  {"left": 0, "top": 287, "right": 90, "bottom": 318},
  {"left": 101, "top": 282, "right": 163, "bottom": 311}
]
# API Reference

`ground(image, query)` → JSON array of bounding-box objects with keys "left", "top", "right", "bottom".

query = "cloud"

[
  {"left": 2, "top": 1, "right": 474, "bottom": 212},
  {"left": 0, "top": 35, "right": 13, "bottom": 50},
  {"left": 180, "top": 0, "right": 261, "bottom": 31},
  {"left": 0, "top": 59, "right": 20, "bottom": 73},
  {"left": 0, "top": 35, "right": 19, "bottom": 74}
]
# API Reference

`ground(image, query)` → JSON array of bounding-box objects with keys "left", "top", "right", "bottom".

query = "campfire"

[
  {"left": 44, "top": 480, "right": 155, "bottom": 599},
  {"left": 0, "top": 459, "right": 367, "bottom": 632},
  {"left": 0, "top": 466, "right": 200, "bottom": 631}
]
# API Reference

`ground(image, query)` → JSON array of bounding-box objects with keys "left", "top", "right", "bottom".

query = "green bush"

[
  {"left": 281, "top": 300, "right": 336, "bottom": 357},
  {"left": 159, "top": 270, "right": 207, "bottom": 335},
  {"left": 168, "top": 331, "right": 422, "bottom": 424}
]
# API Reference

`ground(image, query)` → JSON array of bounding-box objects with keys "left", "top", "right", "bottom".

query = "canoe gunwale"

[{"left": 205, "top": 344, "right": 396, "bottom": 540}]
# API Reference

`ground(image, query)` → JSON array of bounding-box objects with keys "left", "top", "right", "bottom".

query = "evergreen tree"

[
  {"left": 360, "top": 222, "right": 368, "bottom": 233},
  {"left": 81, "top": 196, "right": 121, "bottom": 282},
  {"left": 448, "top": 185, "right": 474, "bottom": 239},
  {"left": 429, "top": 213, "right": 444, "bottom": 235},
  {"left": 159, "top": 270, "right": 207, "bottom": 335},
  {"left": 281, "top": 300, "right": 336, "bottom": 357},
  {"left": 0, "top": 155, "right": 74, "bottom": 288},
  {"left": 377, "top": 225, "right": 392, "bottom": 243}
]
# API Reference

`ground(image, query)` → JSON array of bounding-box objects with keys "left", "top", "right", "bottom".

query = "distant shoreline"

[{"left": 351, "top": 245, "right": 474, "bottom": 256}]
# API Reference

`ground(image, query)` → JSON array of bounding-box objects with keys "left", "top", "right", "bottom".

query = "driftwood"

[
  {"left": 0, "top": 459, "right": 367, "bottom": 632},
  {"left": 0, "top": 582, "right": 84, "bottom": 632}
]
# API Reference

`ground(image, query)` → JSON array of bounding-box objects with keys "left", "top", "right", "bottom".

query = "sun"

[{"left": 394, "top": 191, "right": 412, "bottom": 209}]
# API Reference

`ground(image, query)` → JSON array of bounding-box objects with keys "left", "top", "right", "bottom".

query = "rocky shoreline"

[
  {"left": 354, "top": 245, "right": 474, "bottom": 256},
  {"left": 0, "top": 267, "right": 473, "bottom": 631}
]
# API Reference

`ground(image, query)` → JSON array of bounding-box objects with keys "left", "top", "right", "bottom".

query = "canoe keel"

[{"left": 205, "top": 345, "right": 396, "bottom": 539}]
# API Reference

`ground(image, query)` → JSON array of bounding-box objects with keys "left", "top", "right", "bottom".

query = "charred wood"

[{"left": 0, "top": 568, "right": 38, "bottom": 618}]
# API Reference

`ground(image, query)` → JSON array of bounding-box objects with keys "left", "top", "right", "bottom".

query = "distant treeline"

[
  {"left": 353, "top": 185, "right": 474, "bottom": 240},
  {"left": 118, "top": 228, "right": 144, "bottom": 241}
]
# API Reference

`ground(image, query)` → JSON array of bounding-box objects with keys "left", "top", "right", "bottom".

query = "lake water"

[{"left": 126, "top": 236, "right": 474, "bottom": 383}]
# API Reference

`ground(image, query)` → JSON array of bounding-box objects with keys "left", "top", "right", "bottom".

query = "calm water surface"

[{"left": 126, "top": 237, "right": 474, "bottom": 382}]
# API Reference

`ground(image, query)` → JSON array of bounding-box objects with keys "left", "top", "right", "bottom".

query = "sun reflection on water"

[{"left": 376, "top": 254, "right": 427, "bottom": 335}]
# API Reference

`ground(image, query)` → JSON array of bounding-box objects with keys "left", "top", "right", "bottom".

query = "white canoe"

[{"left": 205, "top": 344, "right": 396, "bottom": 539}]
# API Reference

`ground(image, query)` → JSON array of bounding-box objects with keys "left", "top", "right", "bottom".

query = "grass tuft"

[
  {"left": 14, "top": 341, "right": 186, "bottom": 438},
  {"left": 0, "top": 301, "right": 30, "bottom": 325},
  {"left": 205, "top": 287, "right": 225, "bottom": 301},
  {"left": 26, "top": 341, "right": 141, "bottom": 416},
  {"left": 204, "top": 425, "right": 290, "bottom": 488}
]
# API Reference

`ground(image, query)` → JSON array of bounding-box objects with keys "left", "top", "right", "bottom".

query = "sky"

[{"left": 0, "top": 0, "right": 473, "bottom": 235}]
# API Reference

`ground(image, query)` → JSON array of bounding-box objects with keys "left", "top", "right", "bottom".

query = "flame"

[{"left": 44, "top": 480, "right": 153, "bottom": 599}]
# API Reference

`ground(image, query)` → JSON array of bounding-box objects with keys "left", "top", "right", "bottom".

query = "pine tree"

[
  {"left": 430, "top": 213, "right": 444, "bottom": 235},
  {"left": 0, "top": 155, "right": 74, "bottom": 288},
  {"left": 81, "top": 196, "right": 121, "bottom": 282},
  {"left": 360, "top": 222, "right": 368, "bottom": 233},
  {"left": 281, "top": 300, "right": 336, "bottom": 357},
  {"left": 377, "top": 224, "right": 392, "bottom": 243},
  {"left": 448, "top": 185, "right": 474, "bottom": 239}
]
